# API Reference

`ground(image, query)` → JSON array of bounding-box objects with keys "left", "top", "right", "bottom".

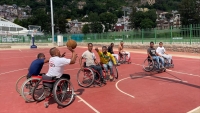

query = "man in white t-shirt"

[
  {"left": 156, "top": 42, "right": 172, "bottom": 66},
  {"left": 43, "top": 47, "right": 77, "bottom": 86},
  {"left": 80, "top": 43, "right": 106, "bottom": 84}
]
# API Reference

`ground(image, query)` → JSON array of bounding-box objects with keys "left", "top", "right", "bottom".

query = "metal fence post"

[
  {"left": 142, "top": 29, "right": 144, "bottom": 44},
  {"left": 190, "top": 24, "right": 192, "bottom": 45},
  {"left": 154, "top": 28, "right": 156, "bottom": 44},
  {"left": 170, "top": 26, "right": 172, "bottom": 44}
]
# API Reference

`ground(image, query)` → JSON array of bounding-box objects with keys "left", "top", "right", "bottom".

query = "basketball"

[{"left": 66, "top": 39, "right": 77, "bottom": 49}]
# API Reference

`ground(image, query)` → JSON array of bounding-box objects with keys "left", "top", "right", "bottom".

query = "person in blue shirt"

[{"left": 27, "top": 53, "right": 49, "bottom": 78}]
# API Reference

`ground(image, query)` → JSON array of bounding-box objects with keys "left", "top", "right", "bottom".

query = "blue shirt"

[{"left": 28, "top": 59, "right": 45, "bottom": 77}]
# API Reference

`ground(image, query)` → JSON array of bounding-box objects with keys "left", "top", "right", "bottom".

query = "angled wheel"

[
  {"left": 53, "top": 78, "right": 74, "bottom": 107},
  {"left": 112, "top": 66, "right": 118, "bottom": 80},
  {"left": 77, "top": 68, "right": 95, "bottom": 88},
  {"left": 21, "top": 77, "right": 41, "bottom": 102},
  {"left": 171, "top": 59, "right": 174, "bottom": 68},
  {"left": 143, "top": 58, "right": 154, "bottom": 72},
  {"left": 16, "top": 75, "right": 27, "bottom": 95},
  {"left": 32, "top": 79, "right": 45, "bottom": 102}
]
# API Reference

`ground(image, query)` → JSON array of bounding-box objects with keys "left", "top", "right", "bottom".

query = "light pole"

[{"left": 50, "top": 0, "right": 54, "bottom": 43}]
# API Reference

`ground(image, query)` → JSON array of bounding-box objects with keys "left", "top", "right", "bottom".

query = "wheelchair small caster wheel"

[{"left": 44, "top": 102, "right": 49, "bottom": 108}]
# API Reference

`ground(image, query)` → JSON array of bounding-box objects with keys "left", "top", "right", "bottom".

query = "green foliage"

[
  {"left": 130, "top": 9, "right": 157, "bottom": 29},
  {"left": 90, "top": 22, "right": 103, "bottom": 33},
  {"left": 141, "top": 0, "right": 182, "bottom": 11},
  {"left": 82, "top": 24, "right": 90, "bottom": 34},
  {"left": 179, "top": 0, "right": 200, "bottom": 25}
]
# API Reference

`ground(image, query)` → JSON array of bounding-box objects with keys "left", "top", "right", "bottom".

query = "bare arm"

[
  {"left": 118, "top": 46, "right": 122, "bottom": 54},
  {"left": 147, "top": 49, "right": 152, "bottom": 59},
  {"left": 68, "top": 47, "right": 77, "bottom": 64},
  {"left": 156, "top": 52, "right": 162, "bottom": 57},
  {"left": 147, "top": 52, "right": 152, "bottom": 59},
  {"left": 44, "top": 59, "right": 49, "bottom": 63},
  {"left": 79, "top": 57, "right": 83, "bottom": 67},
  {"left": 95, "top": 47, "right": 99, "bottom": 52}
]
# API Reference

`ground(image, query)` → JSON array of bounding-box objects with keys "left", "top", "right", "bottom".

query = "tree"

[
  {"left": 90, "top": 22, "right": 103, "bottom": 33},
  {"left": 82, "top": 24, "right": 90, "bottom": 34},
  {"left": 130, "top": 9, "right": 157, "bottom": 29},
  {"left": 99, "top": 12, "right": 117, "bottom": 32},
  {"left": 179, "top": 0, "right": 200, "bottom": 25}
]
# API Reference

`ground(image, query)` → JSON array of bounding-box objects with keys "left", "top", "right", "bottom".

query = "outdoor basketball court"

[{"left": 0, "top": 46, "right": 199, "bottom": 113}]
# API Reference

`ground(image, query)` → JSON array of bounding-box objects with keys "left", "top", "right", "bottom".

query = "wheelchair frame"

[
  {"left": 143, "top": 56, "right": 174, "bottom": 72},
  {"left": 32, "top": 77, "right": 75, "bottom": 108},
  {"left": 118, "top": 53, "right": 131, "bottom": 64},
  {"left": 77, "top": 62, "right": 118, "bottom": 88}
]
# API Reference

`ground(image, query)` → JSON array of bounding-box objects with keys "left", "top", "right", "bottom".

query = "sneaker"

[
  {"left": 101, "top": 79, "right": 107, "bottom": 84},
  {"left": 117, "top": 63, "right": 120, "bottom": 66},
  {"left": 106, "top": 74, "right": 110, "bottom": 80}
]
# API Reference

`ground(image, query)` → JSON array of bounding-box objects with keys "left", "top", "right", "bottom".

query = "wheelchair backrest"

[{"left": 83, "top": 62, "right": 86, "bottom": 67}]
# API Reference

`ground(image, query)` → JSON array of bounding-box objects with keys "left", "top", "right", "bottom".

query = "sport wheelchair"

[
  {"left": 32, "top": 76, "right": 75, "bottom": 108},
  {"left": 118, "top": 53, "right": 131, "bottom": 64},
  {"left": 20, "top": 74, "right": 45, "bottom": 102},
  {"left": 143, "top": 56, "right": 174, "bottom": 72},
  {"left": 77, "top": 62, "right": 118, "bottom": 88}
]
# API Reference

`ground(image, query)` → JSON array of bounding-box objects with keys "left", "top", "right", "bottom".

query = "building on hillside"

[
  {"left": 156, "top": 10, "right": 181, "bottom": 29},
  {"left": 114, "top": 16, "right": 131, "bottom": 31},
  {"left": 77, "top": 1, "right": 86, "bottom": 10},
  {"left": 136, "top": 7, "right": 149, "bottom": 12},
  {"left": 0, "top": 4, "right": 32, "bottom": 22},
  {"left": 141, "top": 0, "right": 155, "bottom": 5}
]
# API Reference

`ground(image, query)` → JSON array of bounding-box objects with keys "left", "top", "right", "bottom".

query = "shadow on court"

[
  {"left": 74, "top": 88, "right": 85, "bottom": 96},
  {"left": 129, "top": 71, "right": 200, "bottom": 89}
]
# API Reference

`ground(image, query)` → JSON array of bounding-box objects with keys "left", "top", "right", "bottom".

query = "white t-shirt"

[
  {"left": 82, "top": 50, "right": 96, "bottom": 66},
  {"left": 156, "top": 46, "right": 166, "bottom": 55},
  {"left": 46, "top": 56, "right": 71, "bottom": 78}
]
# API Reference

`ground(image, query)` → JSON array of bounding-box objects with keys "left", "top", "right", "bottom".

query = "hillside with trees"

[{"left": 1, "top": 0, "right": 189, "bottom": 33}]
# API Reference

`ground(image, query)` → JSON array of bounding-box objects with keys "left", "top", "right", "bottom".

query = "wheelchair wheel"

[
  {"left": 32, "top": 79, "right": 45, "bottom": 102},
  {"left": 21, "top": 77, "right": 41, "bottom": 102},
  {"left": 53, "top": 78, "right": 74, "bottom": 107},
  {"left": 125, "top": 55, "right": 131, "bottom": 64},
  {"left": 143, "top": 58, "right": 154, "bottom": 72},
  {"left": 16, "top": 75, "right": 27, "bottom": 95},
  {"left": 77, "top": 68, "right": 95, "bottom": 88},
  {"left": 112, "top": 66, "right": 118, "bottom": 80},
  {"left": 171, "top": 59, "right": 174, "bottom": 68}
]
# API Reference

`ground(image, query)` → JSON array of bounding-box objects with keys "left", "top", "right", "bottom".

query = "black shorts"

[{"left": 42, "top": 74, "right": 70, "bottom": 89}]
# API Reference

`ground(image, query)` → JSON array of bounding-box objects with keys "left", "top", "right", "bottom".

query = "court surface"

[{"left": 0, "top": 46, "right": 200, "bottom": 113}]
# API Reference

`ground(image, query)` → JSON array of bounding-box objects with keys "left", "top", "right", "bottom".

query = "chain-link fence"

[{"left": 0, "top": 24, "right": 200, "bottom": 45}]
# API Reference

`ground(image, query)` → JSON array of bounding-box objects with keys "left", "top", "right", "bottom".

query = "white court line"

[
  {"left": 18, "top": 49, "right": 22, "bottom": 52},
  {"left": 0, "top": 68, "right": 28, "bottom": 75},
  {"left": 76, "top": 95, "right": 100, "bottom": 113},
  {"left": 0, "top": 54, "right": 71, "bottom": 60},
  {"left": 115, "top": 77, "right": 135, "bottom": 98},
  {"left": 0, "top": 62, "right": 100, "bottom": 113},
  {"left": 167, "top": 69, "right": 200, "bottom": 78},
  {"left": 131, "top": 63, "right": 200, "bottom": 77},
  {"left": 187, "top": 106, "right": 200, "bottom": 113}
]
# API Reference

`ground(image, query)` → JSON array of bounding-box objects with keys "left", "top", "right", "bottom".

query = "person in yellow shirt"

[{"left": 95, "top": 46, "right": 117, "bottom": 80}]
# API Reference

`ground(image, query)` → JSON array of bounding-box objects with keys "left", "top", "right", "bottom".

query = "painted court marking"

[
  {"left": 131, "top": 63, "right": 200, "bottom": 77},
  {"left": 115, "top": 77, "right": 135, "bottom": 98},
  {"left": 76, "top": 94, "right": 100, "bottom": 113},
  {"left": 187, "top": 106, "right": 200, "bottom": 113}
]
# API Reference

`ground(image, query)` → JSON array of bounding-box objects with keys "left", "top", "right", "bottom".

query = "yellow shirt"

[{"left": 97, "top": 51, "right": 116, "bottom": 65}]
